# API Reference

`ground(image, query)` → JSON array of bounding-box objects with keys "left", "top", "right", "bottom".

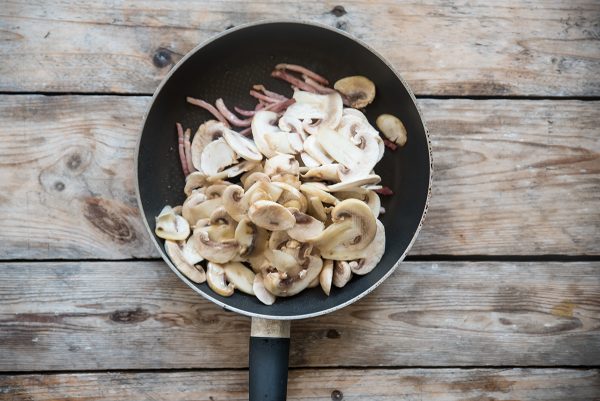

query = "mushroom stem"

[
  {"left": 275, "top": 63, "right": 329, "bottom": 85},
  {"left": 215, "top": 98, "right": 252, "bottom": 127},
  {"left": 186, "top": 96, "right": 231, "bottom": 127},
  {"left": 252, "top": 84, "right": 289, "bottom": 101},
  {"left": 271, "top": 70, "right": 319, "bottom": 93},
  {"left": 183, "top": 128, "right": 195, "bottom": 174},
  {"left": 176, "top": 122, "right": 190, "bottom": 176}
]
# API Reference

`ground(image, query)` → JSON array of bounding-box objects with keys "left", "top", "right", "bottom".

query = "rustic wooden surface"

[
  {"left": 1, "top": 1, "right": 599, "bottom": 96},
  {"left": 1, "top": 0, "right": 599, "bottom": 399},
  {"left": 0, "top": 96, "right": 598, "bottom": 259},
  {"left": 1, "top": 369, "right": 598, "bottom": 401}
]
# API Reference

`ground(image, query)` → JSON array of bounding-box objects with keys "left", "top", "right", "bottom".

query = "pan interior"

[{"left": 138, "top": 22, "right": 430, "bottom": 318}]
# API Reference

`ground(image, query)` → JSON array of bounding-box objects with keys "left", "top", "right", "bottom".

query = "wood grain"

[
  {"left": 0, "top": 95, "right": 598, "bottom": 259},
  {"left": 1, "top": 369, "right": 598, "bottom": 401},
  {"left": 1, "top": 261, "right": 598, "bottom": 371},
  {"left": 1, "top": 1, "right": 599, "bottom": 96}
]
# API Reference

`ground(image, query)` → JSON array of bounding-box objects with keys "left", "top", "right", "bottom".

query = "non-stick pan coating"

[{"left": 137, "top": 21, "right": 431, "bottom": 319}]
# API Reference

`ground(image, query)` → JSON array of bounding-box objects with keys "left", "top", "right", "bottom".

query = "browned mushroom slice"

[
  {"left": 164, "top": 240, "right": 206, "bottom": 283},
  {"left": 206, "top": 262, "right": 235, "bottom": 296},
  {"left": 155, "top": 206, "right": 190, "bottom": 240},
  {"left": 334, "top": 76, "right": 376, "bottom": 109},
  {"left": 376, "top": 114, "right": 407, "bottom": 147},
  {"left": 222, "top": 184, "right": 247, "bottom": 221}
]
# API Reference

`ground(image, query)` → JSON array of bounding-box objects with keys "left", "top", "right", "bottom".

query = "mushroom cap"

[
  {"left": 182, "top": 236, "right": 204, "bottom": 265},
  {"left": 350, "top": 219, "right": 386, "bottom": 275},
  {"left": 248, "top": 200, "right": 295, "bottom": 231},
  {"left": 191, "top": 120, "right": 228, "bottom": 171},
  {"left": 206, "top": 262, "right": 235, "bottom": 296},
  {"left": 242, "top": 172, "right": 270, "bottom": 191},
  {"left": 155, "top": 205, "right": 190, "bottom": 240},
  {"left": 376, "top": 113, "right": 407, "bottom": 146},
  {"left": 334, "top": 76, "right": 376, "bottom": 109},
  {"left": 300, "top": 152, "right": 321, "bottom": 168},
  {"left": 206, "top": 160, "right": 258, "bottom": 182},
  {"left": 223, "top": 262, "right": 256, "bottom": 295},
  {"left": 307, "top": 196, "right": 328, "bottom": 222},
  {"left": 200, "top": 137, "right": 238, "bottom": 176},
  {"left": 164, "top": 240, "right": 206, "bottom": 283}
]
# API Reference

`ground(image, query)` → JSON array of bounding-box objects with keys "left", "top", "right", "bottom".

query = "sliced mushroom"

[
  {"left": 191, "top": 120, "right": 228, "bottom": 171},
  {"left": 376, "top": 113, "right": 407, "bottom": 146},
  {"left": 287, "top": 208, "right": 324, "bottom": 242},
  {"left": 206, "top": 160, "right": 258, "bottom": 182},
  {"left": 300, "top": 182, "right": 340, "bottom": 205},
  {"left": 264, "top": 248, "right": 299, "bottom": 273},
  {"left": 263, "top": 255, "right": 323, "bottom": 297},
  {"left": 222, "top": 184, "right": 247, "bottom": 221},
  {"left": 223, "top": 262, "right": 256, "bottom": 295},
  {"left": 303, "top": 134, "right": 334, "bottom": 165},
  {"left": 182, "top": 236, "right": 204, "bottom": 265},
  {"left": 248, "top": 200, "right": 295, "bottom": 231},
  {"left": 307, "top": 196, "right": 328, "bottom": 222},
  {"left": 271, "top": 182, "right": 308, "bottom": 212},
  {"left": 234, "top": 217, "right": 257, "bottom": 257},
  {"left": 334, "top": 76, "right": 376, "bottom": 109},
  {"left": 350, "top": 220, "right": 386, "bottom": 275},
  {"left": 182, "top": 195, "right": 221, "bottom": 227},
  {"left": 155, "top": 205, "right": 190, "bottom": 240},
  {"left": 208, "top": 207, "right": 237, "bottom": 239},
  {"left": 319, "top": 259, "right": 334, "bottom": 295},
  {"left": 311, "top": 198, "right": 377, "bottom": 260},
  {"left": 244, "top": 180, "right": 283, "bottom": 204},
  {"left": 302, "top": 164, "right": 341, "bottom": 182},
  {"left": 252, "top": 110, "right": 303, "bottom": 157},
  {"left": 307, "top": 275, "right": 320, "bottom": 288},
  {"left": 192, "top": 229, "right": 238, "bottom": 263},
  {"left": 300, "top": 151, "right": 321, "bottom": 168},
  {"left": 254, "top": 273, "right": 276, "bottom": 305},
  {"left": 164, "top": 240, "right": 206, "bottom": 283},
  {"left": 242, "top": 171, "right": 270, "bottom": 191},
  {"left": 337, "top": 189, "right": 381, "bottom": 217},
  {"left": 200, "top": 138, "right": 238, "bottom": 176},
  {"left": 222, "top": 129, "right": 263, "bottom": 161},
  {"left": 264, "top": 154, "right": 300, "bottom": 178},
  {"left": 184, "top": 172, "right": 207, "bottom": 196},
  {"left": 326, "top": 174, "right": 381, "bottom": 192},
  {"left": 206, "top": 262, "right": 235, "bottom": 296},
  {"left": 283, "top": 91, "right": 343, "bottom": 134},
  {"left": 333, "top": 261, "right": 353, "bottom": 288}
]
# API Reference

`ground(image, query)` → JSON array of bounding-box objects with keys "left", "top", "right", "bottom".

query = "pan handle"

[{"left": 249, "top": 318, "right": 291, "bottom": 401}]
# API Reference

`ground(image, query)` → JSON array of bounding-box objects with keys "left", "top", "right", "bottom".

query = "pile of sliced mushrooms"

[{"left": 155, "top": 64, "right": 407, "bottom": 305}]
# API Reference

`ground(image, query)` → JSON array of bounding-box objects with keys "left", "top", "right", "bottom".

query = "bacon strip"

[
  {"left": 238, "top": 127, "right": 252, "bottom": 137},
  {"left": 186, "top": 97, "right": 230, "bottom": 127},
  {"left": 271, "top": 70, "right": 318, "bottom": 93},
  {"left": 263, "top": 98, "right": 296, "bottom": 113},
  {"left": 176, "top": 122, "right": 190, "bottom": 176},
  {"left": 303, "top": 75, "right": 336, "bottom": 94},
  {"left": 374, "top": 186, "right": 394, "bottom": 196},
  {"left": 216, "top": 98, "right": 252, "bottom": 127},
  {"left": 183, "top": 128, "right": 195, "bottom": 173},
  {"left": 250, "top": 89, "right": 280, "bottom": 103},
  {"left": 383, "top": 139, "right": 398, "bottom": 150},
  {"left": 234, "top": 106, "right": 256, "bottom": 117},
  {"left": 252, "top": 84, "right": 288, "bottom": 101},
  {"left": 275, "top": 63, "right": 329, "bottom": 85}
]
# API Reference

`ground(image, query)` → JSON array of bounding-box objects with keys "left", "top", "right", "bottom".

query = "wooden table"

[{"left": 1, "top": 1, "right": 599, "bottom": 399}]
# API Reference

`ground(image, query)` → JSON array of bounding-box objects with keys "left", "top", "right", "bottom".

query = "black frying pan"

[{"left": 136, "top": 21, "right": 432, "bottom": 401}]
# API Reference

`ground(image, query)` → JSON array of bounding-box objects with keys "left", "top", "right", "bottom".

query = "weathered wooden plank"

[
  {"left": 1, "top": 1, "right": 599, "bottom": 96},
  {"left": 0, "top": 95, "right": 598, "bottom": 259},
  {"left": 0, "top": 261, "right": 598, "bottom": 371},
  {"left": 0, "top": 369, "right": 598, "bottom": 401}
]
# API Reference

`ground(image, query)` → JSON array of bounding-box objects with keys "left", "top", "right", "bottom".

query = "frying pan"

[{"left": 136, "top": 20, "right": 432, "bottom": 401}]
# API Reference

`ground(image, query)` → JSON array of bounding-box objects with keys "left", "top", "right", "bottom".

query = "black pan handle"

[{"left": 249, "top": 318, "right": 291, "bottom": 401}]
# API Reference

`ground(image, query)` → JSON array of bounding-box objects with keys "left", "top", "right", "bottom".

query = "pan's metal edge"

[{"left": 135, "top": 19, "right": 433, "bottom": 321}]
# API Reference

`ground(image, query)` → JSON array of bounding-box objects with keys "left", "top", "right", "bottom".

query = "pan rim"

[{"left": 135, "top": 19, "right": 433, "bottom": 320}]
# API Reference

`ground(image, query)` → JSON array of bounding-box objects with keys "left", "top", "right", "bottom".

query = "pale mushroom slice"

[
  {"left": 206, "top": 262, "right": 235, "bottom": 296},
  {"left": 334, "top": 76, "right": 376, "bottom": 109},
  {"left": 311, "top": 198, "right": 377, "bottom": 260},
  {"left": 263, "top": 255, "right": 323, "bottom": 297},
  {"left": 326, "top": 174, "right": 381, "bottom": 192},
  {"left": 222, "top": 184, "right": 247, "bottom": 221},
  {"left": 307, "top": 275, "right": 320, "bottom": 288},
  {"left": 251, "top": 110, "right": 303, "bottom": 157},
  {"left": 223, "top": 262, "right": 256, "bottom": 295},
  {"left": 271, "top": 182, "right": 308, "bottom": 212},
  {"left": 191, "top": 120, "right": 228, "bottom": 171},
  {"left": 333, "top": 261, "right": 353, "bottom": 288},
  {"left": 278, "top": 115, "right": 307, "bottom": 139},
  {"left": 287, "top": 208, "right": 324, "bottom": 242},
  {"left": 302, "top": 164, "right": 341, "bottom": 183},
  {"left": 192, "top": 230, "right": 238, "bottom": 264},
  {"left": 350, "top": 220, "right": 386, "bottom": 275},
  {"left": 242, "top": 171, "right": 271, "bottom": 191},
  {"left": 248, "top": 200, "right": 295, "bottom": 231},
  {"left": 182, "top": 236, "right": 204, "bottom": 265},
  {"left": 337, "top": 189, "right": 381, "bottom": 217},
  {"left": 184, "top": 172, "right": 208, "bottom": 196},
  {"left": 244, "top": 180, "right": 283, "bottom": 204},
  {"left": 303, "top": 135, "right": 334, "bottom": 165},
  {"left": 222, "top": 129, "right": 263, "bottom": 161},
  {"left": 254, "top": 273, "right": 276, "bottom": 305},
  {"left": 200, "top": 137, "right": 238, "bottom": 176},
  {"left": 376, "top": 114, "right": 407, "bottom": 147},
  {"left": 264, "top": 154, "right": 300, "bottom": 179},
  {"left": 206, "top": 160, "right": 258, "bottom": 182},
  {"left": 182, "top": 192, "right": 220, "bottom": 227},
  {"left": 319, "top": 259, "right": 334, "bottom": 295},
  {"left": 164, "top": 240, "right": 206, "bottom": 283},
  {"left": 307, "top": 196, "right": 328, "bottom": 222},
  {"left": 234, "top": 217, "right": 257, "bottom": 258},
  {"left": 300, "top": 182, "right": 340, "bottom": 205},
  {"left": 155, "top": 205, "right": 190, "bottom": 240},
  {"left": 283, "top": 91, "right": 343, "bottom": 135},
  {"left": 300, "top": 152, "right": 321, "bottom": 168}
]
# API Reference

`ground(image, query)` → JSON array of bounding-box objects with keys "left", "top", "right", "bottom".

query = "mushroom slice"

[
  {"left": 244, "top": 180, "right": 283, "bottom": 203},
  {"left": 300, "top": 152, "right": 321, "bottom": 168},
  {"left": 155, "top": 205, "right": 190, "bottom": 240},
  {"left": 303, "top": 135, "right": 334, "bottom": 165},
  {"left": 164, "top": 240, "right": 206, "bottom": 283},
  {"left": 326, "top": 174, "right": 381, "bottom": 192},
  {"left": 200, "top": 137, "right": 238, "bottom": 176},
  {"left": 337, "top": 189, "right": 381, "bottom": 217},
  {"left": 182, "top": 236, "right": 204, "bottom": 265},
  {"left": 302, "top": 164, "right": 341, "bottom": 182},
  {"left": 206, "top": 262, "right": 235, "bottom": 296},
  {"left": 252, "top": 110, "right": 303, "bottom": 157},
  {"left": 263, "top": 256, "right": 323, "bottom": 297},
  {"left": 264, "top": 248, "right": 299, "bottom": 273},
  {"left": 205, "top": 183, "right": 230, "bottom": 199},
  {"left": 242, "top": 172, "right": 270, "bottom": 191},
  {"left": 271, "top": 182, "right": 308, "bottom": 212},
  {"left": 207, "top": 160, "right": 258, "bottom": 182},
  {"left": 311, "top": 199, "right": 377, "bottom": 260},
  {"left": 284, "top": 91, "right": 343, "bottom": 134},
  {"left": 182, "top": 195, "right": 221, "bottom": 227},
  {"left": 222, "top": 129, "right": 263, "bottom": 161},
  {"left": 333, "top": 261, "right": 353, "bottom": 288},
  {"left": 248, "top": 200, "right": 295, "bottom": 231},
  {"left": 184, "top": 172, "right": 208, "bottom": 196},
  {"left": 351, "top": 220, "right": 386, "bottom": 275},
  {"left": 287, "top": 209, "right": 324, "bottom": 242},
  {"left": 264, "top": 154, "right": 300, "bottom": 178},
  {"left": 268, "top": 230, "right": 292, "bottom": 251},
  {"left": 300, "top": 182, "right": 339, "bottom": 205},
  {"left": 254, "top": 274, "right": 276, "bottom": 305},
  {"left": 192, "top": 230, "right": 238, "bottom": 263},
  {"left": 235, "top": 217, "right": 257, "bottom": 257},
  {"left": 376, "top": 113, "right": 407, "bottom": 147},
  {"left": 191, "top": 120, "right": 228, "bottom": 171},
  {"left": 308, "top": 275, "right": 320, "bottom": 288},
  {"left": 334, "top": 76, "right": 376, "bottom": 109},
  {"left": 223, "top": 262, "right": 255, "bottom": 295},
  {"left": 307, "top": 196, "right": 328, "bottom": 222},
  {"left": 319, "top": 259, "right": 334, "bottom": 295},
  {"left": 222, "top": 184, "right": 247, "bottom": 221}
]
